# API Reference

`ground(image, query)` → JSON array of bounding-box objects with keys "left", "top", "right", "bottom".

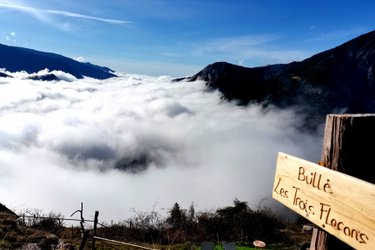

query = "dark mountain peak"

[
  {"left": 291, "top": 30, "right": 375, "bottom": 85},
  {"left": 82, "top": 62, "right": 115, "bottom": 74},
  {"left": 0, "top": 72, "right": 12, "bottom": 78},
  {"left": 185, "top": 30, "right": 375, "bottom": 129},
  {"left": 0, "top": 43, "right": 116, "bottom": 80},
  {"left": 189, "top": 62, "right": 249, "bottom": 84},
  {"left": 27, "top": 73, "right": 59, "bottom": 81}
]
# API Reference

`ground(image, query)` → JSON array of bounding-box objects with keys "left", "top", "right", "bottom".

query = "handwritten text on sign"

[{"left": 272, "top": 153, "right": 375, "bottom": 250}]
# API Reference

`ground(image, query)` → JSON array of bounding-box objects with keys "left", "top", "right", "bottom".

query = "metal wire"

[{"left": 94, "top": 236, "right": 158, "bottom": 250}]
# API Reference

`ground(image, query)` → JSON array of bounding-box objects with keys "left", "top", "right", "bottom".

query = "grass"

[
  {"left": 78, "top": 240, "right": 270, "bottom": 250},
  {"left": 212, "top": 246, "right": 259, "bottom": 250},
  {"left": 84, "top": 241, "right": 267, "bottom": 250}
]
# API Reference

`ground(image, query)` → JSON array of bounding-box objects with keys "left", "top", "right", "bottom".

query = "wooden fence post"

[
  {"left": 92, "top": 211, "right": 99, "bottom": 250},
  {"left": 310, "top": 114, "right": 375, "bottom": 250},
  {"left": 71, "top": 202, "right": 88, "bottom": 250}
]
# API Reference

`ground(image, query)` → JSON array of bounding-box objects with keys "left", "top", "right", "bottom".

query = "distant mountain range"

[
  {"left": 183, "top": 30, "right": 375, "bottom": 129},
  {"left": 0, "top": 43, "right": 116, "bottom": 80}
]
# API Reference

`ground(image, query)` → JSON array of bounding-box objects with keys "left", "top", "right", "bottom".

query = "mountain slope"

[
  {"left": 0, "top": 43, "right": 116, "bottom": 80},
  {"left": 186, "top": 30, "right": 375, "bottom": 128}
]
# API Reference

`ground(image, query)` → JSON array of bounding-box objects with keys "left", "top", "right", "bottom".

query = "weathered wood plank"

[
  {"left": 312, "top": 114, "right": 375, "bottom": 249},
  {"left": 321, "top": 114, "right": 375, "bottom": 184},
  {"left": 272, "top": 152, "right": 375, "bottom": 250}
]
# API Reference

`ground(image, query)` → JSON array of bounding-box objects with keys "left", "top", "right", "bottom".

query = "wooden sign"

[{"left": 273, "top": 152, "right": 375, "bottom": 250}]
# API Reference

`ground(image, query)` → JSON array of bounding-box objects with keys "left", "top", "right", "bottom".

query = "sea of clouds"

[{"left": 0, "top": 70, "right": 323, "bottom": 223}]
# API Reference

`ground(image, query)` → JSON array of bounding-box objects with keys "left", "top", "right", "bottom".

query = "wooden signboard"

[{"left": 273, "top": 152, "right": 375, "bottom": 250}]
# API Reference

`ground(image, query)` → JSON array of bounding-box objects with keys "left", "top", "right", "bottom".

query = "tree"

[
  {"left": 189, "top": 203, "right": 195, "bottom": 220},
  {"left": 167, "top": 202, "right": 185, "bottom": 228},
  {"left": 217, "top": 198, "right": 250, "bottom": 219}
]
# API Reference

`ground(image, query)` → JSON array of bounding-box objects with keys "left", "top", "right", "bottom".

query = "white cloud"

[
  {"left": 74, "top": 56, "right": 86, "bottom": 62},
  {"left": 0, "top": 2, "right": 133, "bottom": 31},
  {"left": 307, "top": 28, "right": 368, "bottom": 43},
  {"left": 0, "top": 74, "right": 322, "bottom": 223},
  {"left": 4, "top": 32, "right": 16, "bottom": 43},
  {"left": 191, "top": 35, "right": 309, "bottom": 66},
  {"left": 3, "top": 68, "right": 77, "bottom": 82},
  {"left": 44, "top": 9, "right": 133, "bottom": 25}
]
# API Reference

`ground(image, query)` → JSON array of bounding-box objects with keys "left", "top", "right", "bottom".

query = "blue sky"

[{"left": 1, "top": 0, "right": 374, "bottom": 76}]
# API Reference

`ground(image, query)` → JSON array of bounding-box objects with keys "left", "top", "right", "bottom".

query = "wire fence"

[
  {"left": 13, "top": 202, "right": 158, "bottom": 250},
  {"left": 94, "top": 236, "right": 158, "bottom": 250},
  {"left": 18, "top": 214, "right": 94, "bottom": 223}
]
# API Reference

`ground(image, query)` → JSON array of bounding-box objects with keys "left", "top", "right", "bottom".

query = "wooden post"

[
  {"left": 92, "top": 211, "right": 99, "bottom": 250},
  {"left": 310, "top": 114, "right": 375, "bottom": 250},
  {"left": 71, "top": 202, "right": 88, "bottom": 250},
  {"left": 79, "top": 231, "right": 89, "bottom": 250}
]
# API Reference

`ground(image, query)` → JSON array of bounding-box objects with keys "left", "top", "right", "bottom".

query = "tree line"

[
  {"left": 97, "top": 199, "right": 290, "bottom": 246},
  {"left": 1, "top": 199, "right": 294, "bottom": 249}
]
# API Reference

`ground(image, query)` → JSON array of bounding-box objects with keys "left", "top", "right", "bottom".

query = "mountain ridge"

[
  {"left": 0, "top": 43, "right": 116, "bottom": 80},
  {"left": 184, "top": 30, "right": 375, "bottom": 129}
]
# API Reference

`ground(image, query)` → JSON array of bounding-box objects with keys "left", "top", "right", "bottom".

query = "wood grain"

[{"left": 273, "top": 152, "right": 375, "bottom": 250}]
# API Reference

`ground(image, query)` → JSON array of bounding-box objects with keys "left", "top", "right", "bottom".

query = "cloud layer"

[{"left": 0, "top": 73, "right": 322, "bottom": 223}]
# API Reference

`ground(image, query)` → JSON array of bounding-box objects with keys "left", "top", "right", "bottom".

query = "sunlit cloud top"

[{"left": 0, "top": 72, "right": 322, "bottom": 222}]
